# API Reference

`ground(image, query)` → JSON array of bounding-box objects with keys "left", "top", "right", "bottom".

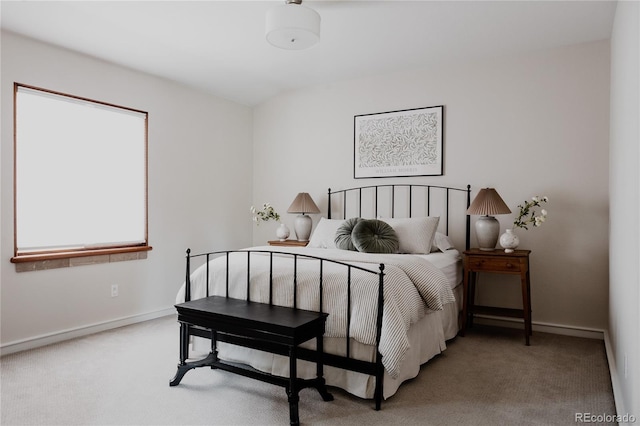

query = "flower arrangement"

[
  {"left": 250, "top": 203, "right": 280, "bottom": 226},
  {"left": 513, "top": 196, "right": 549, "bottom": 230}
]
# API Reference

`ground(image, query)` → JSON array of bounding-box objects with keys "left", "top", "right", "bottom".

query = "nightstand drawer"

[{"left": 467, "top": 256, "right": 522, "bottom": 272}]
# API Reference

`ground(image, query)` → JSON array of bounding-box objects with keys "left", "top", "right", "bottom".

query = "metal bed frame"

[
  {"left": 178, "top": 183, "right": 471, "bottom": 411},
  {"left": 328, "top": 184, "right": 471, "bottom": 251}
]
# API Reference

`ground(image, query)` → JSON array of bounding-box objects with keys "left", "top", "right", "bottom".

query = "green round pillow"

[
  {"left": 334, "top": 217, "right": 362, "bottom": 251},
  {"left": 351, "top": 219, "right": 399, "bottom": 254}
]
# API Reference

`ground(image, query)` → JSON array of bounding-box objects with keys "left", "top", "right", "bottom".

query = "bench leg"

[
  {"left": 169, "top": 322, "right": 190, "bottom": 386},
  {"left": 287, "top": 346, "right": 300, "bottom": 426},
  {"left": 179, "top": 322, "right": 190, "bottom": 364},
  {"left": 170, "top": 322, "right": 216, "bottom": 386},
  {"left": 169, "top": 322, "right": 191, "bottom": 386},
  {"left": 211, "top": 330, "right": 219, "bottom": 364},
  {"left": 170, "top": 352, "right": 217, "bottom": 386}
]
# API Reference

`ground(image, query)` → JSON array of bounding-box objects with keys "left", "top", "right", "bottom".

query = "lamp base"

[
  {"left": 294, "top": 214, "right": 313, "bottom": 241},
  {"left": 475, "top": 216, "right": 500, "bottom": 251}
]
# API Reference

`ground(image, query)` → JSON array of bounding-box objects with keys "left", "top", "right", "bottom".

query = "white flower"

[
  {"left": 513, "top": 195, "right": 549, "bottom": 230},
  {"left": 533, "top": 215, "right": 546, "bottom": 226},
  {"left": 250, "top": 202, "right": 280, "bottom": 226}
]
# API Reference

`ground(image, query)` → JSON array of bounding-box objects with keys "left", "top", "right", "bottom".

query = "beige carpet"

[{"left": 0, "top": 315, "right": 615, "bottom": 425}]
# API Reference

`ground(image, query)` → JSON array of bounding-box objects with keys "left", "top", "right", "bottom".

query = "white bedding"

[
  {"left": 414, "top": 250, "right": 462, "bottom": 290},
  {"left": 177, "top": 247, "right": 462, "bottom": 399}
]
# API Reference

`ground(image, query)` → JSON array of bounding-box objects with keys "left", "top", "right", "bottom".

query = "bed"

[{"left": 175, "top": 184, "right": 471, "bottom": 409}]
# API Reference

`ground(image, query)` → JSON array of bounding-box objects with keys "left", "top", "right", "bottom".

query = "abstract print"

[{"left": 354, "top": 106, "right": 443, "bottom": 178}]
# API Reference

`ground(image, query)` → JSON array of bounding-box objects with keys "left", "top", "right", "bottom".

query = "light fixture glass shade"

[
  {"left": 466, "top": 188, "right": 511, "bottom": 251},
  {"left": 265, "top": 3, "right": 320, "bottom": 50}
]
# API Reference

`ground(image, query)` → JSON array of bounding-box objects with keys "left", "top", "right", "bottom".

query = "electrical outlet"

[{"left": 111, "top": 284, "right": 119, "bottom": 297}]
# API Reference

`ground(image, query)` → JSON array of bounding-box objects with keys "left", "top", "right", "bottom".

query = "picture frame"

[{"left": 354, "top": 105, "right": 444, "bottom": 179}]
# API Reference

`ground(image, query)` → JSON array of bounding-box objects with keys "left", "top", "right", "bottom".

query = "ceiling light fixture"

[{"left": 266, "top": 0, "right": 321, "bottom": 50}]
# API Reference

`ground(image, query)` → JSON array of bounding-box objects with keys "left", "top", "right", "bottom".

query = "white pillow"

[
  {"left": 431, "top": 232, "right": 455, "bottom": 252},
  {"left": 382, "top": 217, "right": 440, "bottom": 254},
  {"left": 307, "top": 218, "right": 345, "bottom": 249}
]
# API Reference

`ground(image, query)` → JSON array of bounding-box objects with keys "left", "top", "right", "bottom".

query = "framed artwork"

[{"left": 354, "top": 105, "right": 444, "bottom": 179}]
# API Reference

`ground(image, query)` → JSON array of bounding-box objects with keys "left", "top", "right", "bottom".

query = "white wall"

[
  {"left": 253, "top": 41, "right": 611, "bottom": 332},
  {"left": 0, "top": 31, "right": 254, "bottom": 350},
  {"left": 609, "top": 0, "right": 639, "bottom": 420}
]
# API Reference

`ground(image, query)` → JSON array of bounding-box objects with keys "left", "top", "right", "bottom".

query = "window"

[{"left": 12, "top": 83, "right": 150, "bottom": 264}]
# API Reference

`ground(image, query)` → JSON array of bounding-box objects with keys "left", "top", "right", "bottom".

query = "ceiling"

[{"left": 1, "top": 1, "right": 617, "bottom": 106}]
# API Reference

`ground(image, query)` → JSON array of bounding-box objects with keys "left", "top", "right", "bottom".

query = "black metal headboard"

[{"left": 327, "top": 184, "right": 471, "bottom": 250}]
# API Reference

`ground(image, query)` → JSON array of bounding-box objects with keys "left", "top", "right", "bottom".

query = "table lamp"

[
  {"left": 466, "top": 188, "right": 511, "bottom": 251},
  {"left": 287, "top": 192, "right": 320, "bottom": 241}
]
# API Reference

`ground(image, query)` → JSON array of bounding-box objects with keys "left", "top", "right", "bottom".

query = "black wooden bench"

[{"left": 170, "top": 295, "right": 334, "bottom": 426}]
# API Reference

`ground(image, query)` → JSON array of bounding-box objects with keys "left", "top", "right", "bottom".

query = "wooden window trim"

[
  {"left": 13, "top": 83, "right": 149, "bottom": 265},
  {"left": 11, "top": 245, "right": 152, "bottom": 264}
]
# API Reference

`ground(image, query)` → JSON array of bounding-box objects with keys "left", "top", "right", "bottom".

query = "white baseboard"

[
  {"left": 603, "top": 330, "right": 630, "bottom": 424},
  {"left": 0, "top": 307, "right": 176, "bottom": 356},
  {"left": 472, "top": 315, "right": 605, "bottom": 340}
]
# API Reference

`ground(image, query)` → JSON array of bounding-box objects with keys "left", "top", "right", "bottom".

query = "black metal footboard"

[{"left": 182, "top": 248, "right": 387, "bottom": 410}]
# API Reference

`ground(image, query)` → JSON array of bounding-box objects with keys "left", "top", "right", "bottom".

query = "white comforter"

[{"left": 176, "top": 246, "right": 454, "bottom": 378}]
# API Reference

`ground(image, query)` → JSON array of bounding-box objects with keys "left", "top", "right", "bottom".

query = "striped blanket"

[{"left": 176, "top": 246, "right": 454, "bottom": 378}]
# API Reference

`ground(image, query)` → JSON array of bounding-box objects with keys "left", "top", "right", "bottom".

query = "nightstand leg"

[
  {"left": 526, "top": 270, "right": 532, "bottom": 336},
  {"left": 459, "top": 270, "right": 469, "bottom": 336},
  {"left": 521, "top": 271, "right": 531, "bottom": 345},
  {"left": 461, "top": 269, "right": 478, "bottom": 335},
  {"left": 461, "top": 269, "right": 469, "bottom": 336},
  {"left": 468, "top": 271, "right": 477, "bottom": 328}
]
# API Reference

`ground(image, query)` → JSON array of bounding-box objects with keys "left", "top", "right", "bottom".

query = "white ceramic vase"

[
  {"left": 499, "top": 228, "right": 520, "bottom": 253},
  {"left": 276, "top": 223, "right": 290, "bottom": 241}
]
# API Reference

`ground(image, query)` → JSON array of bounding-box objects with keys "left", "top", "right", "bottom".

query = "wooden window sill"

[{"left": 11, "top": 246, "right": 152, "bottom": 272}]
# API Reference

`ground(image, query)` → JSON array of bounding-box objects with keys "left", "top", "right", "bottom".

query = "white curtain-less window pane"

[{"left": 16, "top": 87, "right": 146, "bottom": 252}]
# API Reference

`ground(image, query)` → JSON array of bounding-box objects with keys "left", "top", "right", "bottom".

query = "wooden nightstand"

[
  {"left": 268, "top": 240, "right": 309, "bottom": 247},
  {"left": 460, "top": 248, "right": 532, "bottom": 345}
]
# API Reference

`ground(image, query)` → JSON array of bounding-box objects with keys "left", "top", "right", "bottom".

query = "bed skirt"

[{"left": 186, "top": 283, "right": 462, "bottom": 400}]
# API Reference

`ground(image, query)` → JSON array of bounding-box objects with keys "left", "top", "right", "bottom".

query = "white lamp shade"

[{"left": 266, "top": 3, "right": 320, "bottom": 50}]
